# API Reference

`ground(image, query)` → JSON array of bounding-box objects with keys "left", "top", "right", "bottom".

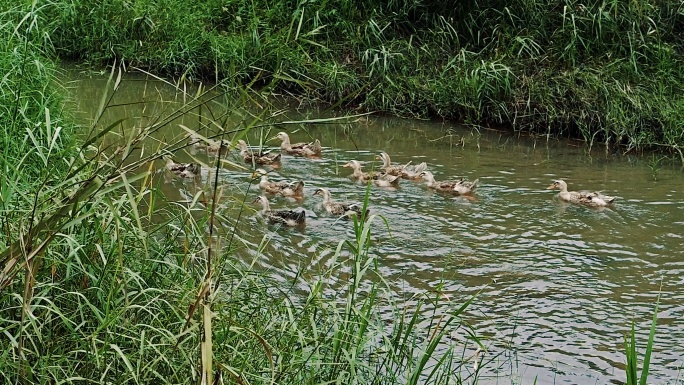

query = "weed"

[{"left": 647, "top": 154, "right": 666, "bottom": 181}]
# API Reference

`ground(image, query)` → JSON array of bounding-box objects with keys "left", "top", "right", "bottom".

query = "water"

[{"left": 66, "top": 68, "right": 684, "bottom": 384}]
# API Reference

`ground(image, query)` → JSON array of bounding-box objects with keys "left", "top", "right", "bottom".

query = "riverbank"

[{"left": 30, "top": 0, "right": 684, "bottom": 152}]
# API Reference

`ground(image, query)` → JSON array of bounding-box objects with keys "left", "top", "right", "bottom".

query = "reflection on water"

[{"left": 67, "top": 69, "right": 684, "bottom": 385}]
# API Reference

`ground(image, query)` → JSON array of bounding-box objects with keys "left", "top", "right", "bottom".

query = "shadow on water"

[{"left": 66, "top": 68, "right": 684, "bottom": 385}]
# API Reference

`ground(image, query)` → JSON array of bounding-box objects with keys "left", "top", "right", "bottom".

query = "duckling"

[
  {"left": 313, "top": 188, "right": 369, "bottom": 219},
  {"left": 419, "top": 171, "right": 478, "bottom": 194},
  {"left": 274, "top": 132, "right": 322, "bottom": 157},
  {"left": 547, "top": 180, "right": 615, "bottom": 206},
  {"left": 163, "top": 156, "right": 201, "bottom": 178},
  {"left": 342, "top": 160, "right": 401, "bottom": 187},
  {"left": 237, "top": 139, "right": 281, "bottom": 165},
  {"left": 252, "top": 169, "right": 304, "bottom": 197},
  {"left": 252, "top": 195, "right": 306, "bottom": 226}
]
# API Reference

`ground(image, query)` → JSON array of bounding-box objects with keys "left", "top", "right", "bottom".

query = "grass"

[
  {"left": 624, "top": 294, "right": 660, "bottom": 385},
  {"left": 0, "top": 3, "right": 671, "bottom": 384},
  {"left": 2, "top": 0, "right": 684, "bottom": 153},
  {"left": 0, "top": 53, "right": 484, "bottom": 383}
]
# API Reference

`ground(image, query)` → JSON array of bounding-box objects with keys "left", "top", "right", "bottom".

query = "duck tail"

[
  {"left": 414, "top": 162, "right": 428, "bottom": 173},
  {"left": 310, "top": 139, "right": 322, "bottom": 154},
  {"left": 295, "top": 210, "right": 306, "bottom": 224}
]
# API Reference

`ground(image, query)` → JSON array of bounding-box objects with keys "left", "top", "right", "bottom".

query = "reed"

[
  {"left": 0, "top": 48, "right": 483, "bottom": 383},
  {"left": 1, "top": 0, "right": 682, "bottom": 152}
]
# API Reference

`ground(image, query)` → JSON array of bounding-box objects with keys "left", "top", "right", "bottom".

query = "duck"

[
  {"left": 579, "top": 192, "right": 616, "bottom": 207},
  {"left": 313, "top": 188, "right": 369, "bottom": 219},
  {"left": 376, "top": 152, "right": 428, "bottom": 179},
  {"left": 252, "top": 195, "right": 306, "bottom": 226},
  {"left": 419, "top": 171, "right": 478, "bottom": 194},
  {"left": 401, "top": 161, "right": 428, "bottom": 180},
  {"left": 274, "top": 132, "right": 322, "bottom": 157},
  {"left": 206, "top": 139, "right": 230, "bottom": 155},
  {"left": 547, "top": 180, "right": 615, "bottom": 206},
  {"left": 375, "top": 152, "right": 404, "bottom": 176},
  {"left": 183, "top": 132, "right": 205, "bottom": 150},
  {"left": 342, "top": 160, "right": 401, "bottom": 187},
  {"left": 237, "top": 139, "right": 281, "bottom": 165},
  {"left": 163, "top": 156, "right": 201, "bottom": 178},
  {"left": 252, "top": 169, "right": 304, "bottom": 197}
]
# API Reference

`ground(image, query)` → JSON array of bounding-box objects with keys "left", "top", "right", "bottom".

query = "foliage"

[
  {"left": 3, "top": 0, "right": 680, "bottom": 151},
  {"left": 624, "top": 296, "right": 659, "bottom": 385},
  {"left": 0, "top": 3, "right": 72, "bottom": 182},
  {"left": 0, "top": 64, "right": 482, "bottom": 384}
]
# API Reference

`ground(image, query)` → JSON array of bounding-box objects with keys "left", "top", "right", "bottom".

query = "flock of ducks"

[{"left": 163, "top": 131, "right": 617, "bottom": 227}]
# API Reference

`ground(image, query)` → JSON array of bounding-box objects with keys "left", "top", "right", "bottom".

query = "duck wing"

[
  {"left": 453, "top": 178, "right": 478, "bottom": 194},
  {"left": 287, "top": 139, "right": 322, "bottom": 157},
  {"left": 270, "top": 209, "right": 306, "bottom": 225},
  {"left": 374, "top": 173, "right": 400, "bottom": 187},
  {"left": 435, "top": 180, "right": 458, "bottom": 190},
  {"left": 258, "top": 152, "right": 281, "bottom": 164},
  {"left": 381, "top": 165, "right": 403, "bottom": 176},
  {"left": 279, "top": 181, "right": 304, "bottom": 196},
  {"left": 262, "top": 180, "right": 291, "bottom": 194},
  {"left": 402, "top": 162, "right": 428, "bottom": 178}
]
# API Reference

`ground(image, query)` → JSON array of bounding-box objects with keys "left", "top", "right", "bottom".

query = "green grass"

[
  {"left": 0, "top": 56, "right": 483, "bottom": 383},
  {"left": 2, "top": 0, "right": 684, "bottom": 152},
  {"left": 624, "top": 295, "right": 659, "bottom": 385}
]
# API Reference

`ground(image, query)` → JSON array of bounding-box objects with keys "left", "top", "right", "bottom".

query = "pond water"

[{"left": 65, "top": 68, "right": 684, "bottom": 384}]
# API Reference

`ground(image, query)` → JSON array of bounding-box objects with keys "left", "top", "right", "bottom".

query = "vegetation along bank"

[{"left": 8, "top": 0, "right": 684, "bottom": 151}]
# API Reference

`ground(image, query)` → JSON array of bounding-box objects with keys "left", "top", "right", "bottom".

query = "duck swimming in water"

[
  {"left": 547, "top": 180, "right": 615, "bottom": 206},
  {"left": 313, "top": 188, "right": 369, "bottom": 219},
  {"left": 237, "top": 139, "right": 281, "bottom": 165},
  {"left": 273, "top": 132, "right": 322, "bottom": 157},
  {"left": 163, "top": 156, "right": 201, "bottom": 178},
  {"left": 252, "top": 195, "right": 306, "bottom": 226},
  {"left": 342, "top": 160, "right": 401, "bottom": 187},
  {"left": 419, "top": 171, "right": 477, "bottom": 194},
  {"left": 252, "top": 169, "right": 305, "bottom": 198}
]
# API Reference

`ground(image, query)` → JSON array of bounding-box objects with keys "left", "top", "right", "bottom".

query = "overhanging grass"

[{"left": 0, "top": 62, "right": 485, "bottom": 384}]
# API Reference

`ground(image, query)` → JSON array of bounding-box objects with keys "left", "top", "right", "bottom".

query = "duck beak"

[
  {"left": 374, "top": 155, "right": 382, "bottom": 160},
  {"left": 250, "top": 172, "right": 259, "bottom": 178},
  {"left": 251, "top": 197, "right": 260, "bottom": 204},
  {"left": 546, "top": 184, "right": 556, "bottom": 190},
  {"left": 341, "top": 163, "right": 351, "bottom": 168}
]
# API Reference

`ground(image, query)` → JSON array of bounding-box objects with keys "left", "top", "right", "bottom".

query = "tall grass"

[
  {"left": 0, "top": 47, "right": 483, "bottom": 383},
  {"left": 1, "top": 0, "right": 682, "bottom": 152}
]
